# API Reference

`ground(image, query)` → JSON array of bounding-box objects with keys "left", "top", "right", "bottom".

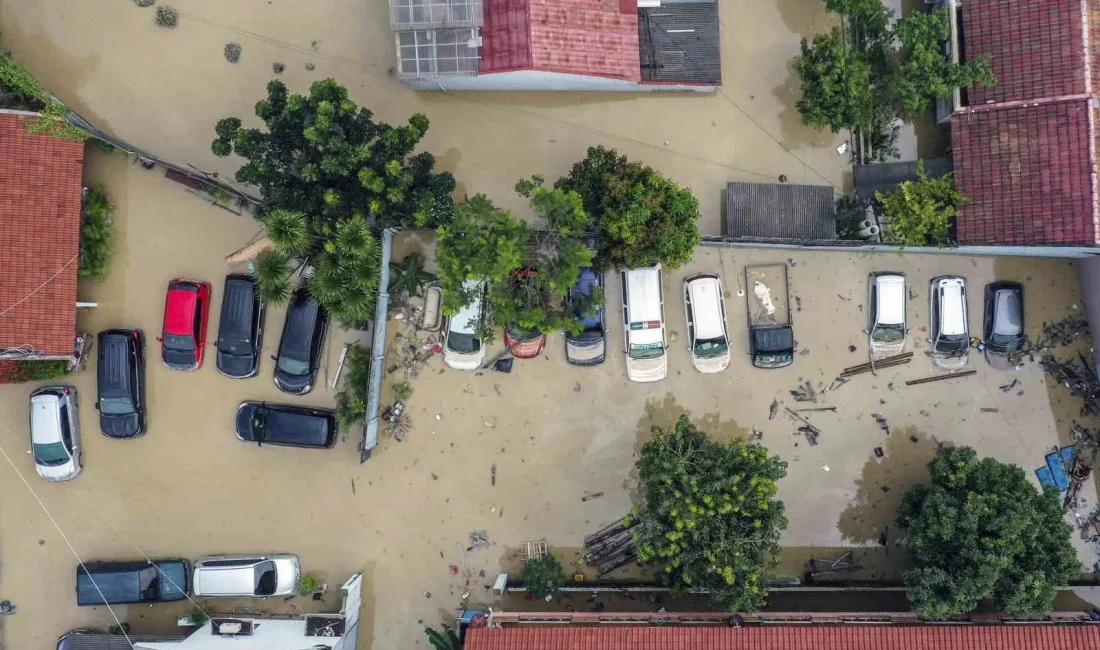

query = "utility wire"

[{"left": 0, "top": 253, "right": 79, "bottom": 320}]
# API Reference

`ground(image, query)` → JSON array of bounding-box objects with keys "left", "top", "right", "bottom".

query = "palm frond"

[
  {"left": 424, "top": 625, "right": 461, "bottom": 650},
  {"left": 388, "top": 252, "right": 435, "bottom": 297},
  {"left": 252, "top": 249, "right": 292, "bottom": 305},
  {"left": 307, "top": 255, "right": 348, "bottom": 305},
  {"left": 333, "top": 216, "right": 375, "bottom": 257},
  {"left": 262, "top": 208, "right": 311, "bottom": 257}
]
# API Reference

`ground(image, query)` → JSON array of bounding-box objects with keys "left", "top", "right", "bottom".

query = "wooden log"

[
  {"left": 905, "top": 370, "right": 977, "bottom": 386},
  {"left": 225, "top": 236, "right": 272, "bottom": 267}
]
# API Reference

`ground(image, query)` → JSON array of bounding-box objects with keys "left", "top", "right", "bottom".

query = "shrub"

[
  {"left": 334, "top": 344, "right": 371, "bottom": 431},
  {"left": 521, "top": 554, "right": 567, "bottom": 599},
  {"left": 134, "top": 0, "right": 156, "bottom": 6},
  {"left": 20, "top": 360, "right": 70, "bottom": 381},
  {"left": 188, "top": 608, "right": 211, "bottom": 626},
  {"left": 296, "top": 575, "right": 322, "bottom": 596},
  {"left": 155, "top": 6, "right": 178, "bottom": 27},
  {"left": 224, "top": 43, "right": 241, "bottom": 63},
  {"left": 392, "top": 381, "right": 412, "bottom": 402},
  {"left": 876, "top": 160, "right": 964, "bottom": 247},
  {"left": 80, "top": 185, "right": 114, "bottom": 280}
]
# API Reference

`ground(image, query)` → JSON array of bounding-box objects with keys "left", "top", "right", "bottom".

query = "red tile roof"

[
  {"left": 952, "top": 100, "right": 1098, "bottom": 246},
  {"left": 481, "top": 0, "right": 641, "bottom": 81},
  {"left": 954, "top": 0, "right": 1099, "bottom": 246},
  {"left": 0, "top": 113, "right": 84, "bottom": 356},
  {"left": 465, "top": 624, "right": 1100, "bottom": 650}
]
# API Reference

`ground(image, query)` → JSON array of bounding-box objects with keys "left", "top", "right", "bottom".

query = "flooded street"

[{"left": 1, "top": 2, "right": 1099, "bottom": 650}]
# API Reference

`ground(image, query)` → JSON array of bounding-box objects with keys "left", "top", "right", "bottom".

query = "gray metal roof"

[
  {"left": 853, "top": 157, "right": 953, "bottom": 200},
  {"left": 638, "top": 2, "right": 720, "bottom": 85},
  {"left": 725, "top": 182, "right": 837, "bottom": 240}
]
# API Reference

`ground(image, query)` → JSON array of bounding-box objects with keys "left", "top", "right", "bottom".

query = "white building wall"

[{"left": 404, "top": 69, "right": 715, "bottom": 92}]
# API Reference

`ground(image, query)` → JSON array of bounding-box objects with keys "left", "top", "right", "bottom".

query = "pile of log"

[
  {"left": 583, "top": 519, "right": 638, "bottom": 577},
  {"left": 839, "top": 352, "right": 913, "bottom": 378}
]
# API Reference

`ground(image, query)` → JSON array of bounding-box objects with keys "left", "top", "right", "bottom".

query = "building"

[
  {"left": 949, "top": 0, "right": 1100, "bottom": 253},
  {"left": 390, "top": 0, "right": 720, "bottom": 91},
  {"left": 131, "top": 574, "right": 363, "bottom": 650},
  {"left": 0, "top": 110, "right": 85, "bottom": 360}
]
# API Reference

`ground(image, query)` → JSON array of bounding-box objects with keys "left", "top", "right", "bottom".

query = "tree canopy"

[
  {"left": 898, "top": 446, "right": 1080, "bottom": 618},
  {"left": 630, "top": 415, "right": 788, "bottom": 611},
  {"left": 876, "top": 160, "right": 964, "bottom": 246},
  {"left": 212, "top": 79, "right": 455, "bottom": 229},
  {"left": 521, "top": 554, "right": 567, "bottom": 599},
  {"left": 556, "top": 146, "right": 700, "bottom": 269}
]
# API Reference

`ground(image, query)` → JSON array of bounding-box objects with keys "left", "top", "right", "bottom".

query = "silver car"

[
  {"left": 192, "top": 554, "right": 300, "bottom": 597},
  {"left": 30, "top": 386, "right": 82, "bottom": 482},
  {"left": 929, "top": 276, "right": 970, "bottom": 370},
  {"left": 866, "top": 273, "right": 908, "bottom": 359}
]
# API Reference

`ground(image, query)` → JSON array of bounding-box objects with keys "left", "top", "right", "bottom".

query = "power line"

[{"left": 0, "top": 252, "right": 79, "bottom": 320}]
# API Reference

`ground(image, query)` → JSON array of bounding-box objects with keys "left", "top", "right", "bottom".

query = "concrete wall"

[
  {"left": 701, "top": 238, "right": 1100, "bottom": 259},
  {"left": 404, "top": 69, "right": 715, "bottom": 92},
  {"left": 1079, "top": 256, "right": 1100, "bottom": 369}
]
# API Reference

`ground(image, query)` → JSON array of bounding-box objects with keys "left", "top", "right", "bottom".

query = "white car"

[
  {"left": 929, "top": 276, "right": 969, "bottom": 370},
  {"left": 30, "top": 386, "right": 82, "bottom": 482},
  {"left": 443, "top": 280, "right": 486, "bottom": 371},
  {"left": 683, "top": 274, "right": 730, "bottom": 373},
  {"left": 192, "top": 554, "right": 300, "bottom": 597},
  {"left": 866, "top": 273, "right": 907, "bottom": 359},
  {"left": 621, "top": 265, "right": 667, "bottom": 382}
]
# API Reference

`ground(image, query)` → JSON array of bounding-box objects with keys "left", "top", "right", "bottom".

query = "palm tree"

[
  {"left": 306, "top": 255, "right": 346, "bottom": 306},
  {"left": 263, "top": 208, "right": 311, "bottom": 257},
  {"left": 252, "top": 249, "right": 293, "bottom": 305},
  {"left": 332, "top": 215, "right": 375, "bottom": 258},
  {"left": 424, "top": 625, "right": 461, "bottom": 650},
  {"left": 388, "top": 252, "right": 435, "bottom": 298}
]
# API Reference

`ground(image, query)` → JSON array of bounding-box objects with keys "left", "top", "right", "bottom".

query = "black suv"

[
  {"left": 235, "top": 401, "right": 337, "bottom": 449},
  {"left": 273, "top": 291, "right": 328, "bottom": 395},
  {"left": 76, "top": 559, "right": 189, "bottom": 606},
  {"left": 216, "top": 274, "right": 266, "bottom": 378},
  {"left": 95, "top": 329, "right": 147, "bottom": 438}
]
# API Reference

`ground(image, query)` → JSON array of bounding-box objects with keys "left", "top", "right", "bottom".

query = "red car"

[{"left": 158, "top": 279, "right": 212, "bottom": 371}]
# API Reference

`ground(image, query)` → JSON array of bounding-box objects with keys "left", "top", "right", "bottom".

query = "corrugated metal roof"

[
  {"left": 725, "top": 182, "right": 836, "bottom": 240},
  {"left": 465, "top": 624, "right": 1100, "bottom": 650},
  {"left": 638, "top": 2, "right": 720, "bottom": 84},
  {"left": 853, "top": 158, "right": 953, "bottom": 200}
]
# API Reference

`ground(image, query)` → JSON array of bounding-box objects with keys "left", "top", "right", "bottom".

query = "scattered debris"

[
  {"left": 305, "top": 62, "right": 316, "bottom": 71},
  {"left": 154, "top": 5, "right": 178, "bottom": 27},
  {"left": 350, "top": 478, "right": 356, "bottom": 494},
  {"left": 840, "top": 352, "right": 913, "bottom": 378},
  {"left": 799, "top": 426, "right": 819, "bottom": 445},
  {"left": 468, "top": 531, "right": 489, "bottom": 550},
  {"left": 873, "top": 447, "right": 884, "bottom": 458},
  {"left": 980, "top": 407, "right": 999, "bottom": 413},
  {"left": 909, "top": 435, "right": 919, "bottom": 443},
  {"left": 494, "top": 383, "right": 501, "bottom": 396},
  {"left": 905, "top": 370, "right": 976, "bottom": 386},
  {"left": 584, "top": 519, "right": 639, "bottom": 576},
  {"left": 799, "top": 348, "right": 810, "bottom": 356},
  {"left": 134, "top": 0, "right": 156, "bottom": 6},
  {"left": 808, "top": 550, "right": 860, "bottom": 578},
  {"left": 871, "top": 413, "right": 889, "bottom": 434},
  {"left": 848, "top": 345, "right": 857, "bottom": 353},
  {"left": 749, "top": 427, "right": 763, "bottom": 441},
  {"left": 424, "top": 591, "right": 431, "bottom": 598},
  {"left": 224, "top": 43, "right": 241, "bottom": 63},
  {"left": 822, "top": 465, "right": 830, "bottom": 472},
  {"left": 790, "top": 380, "right": 817, "bottom": 402},
  {"left": 273, "top": 61, "right": 286, "bottom": 74},
  {"left": 581, "top": 492, "right": 604, "bottom": 502},
  {"left": 794, "top": 296, "right": 803, "bottom": 312},
  {"left": 490, "top": 464, "right": 496, "bottom": 486},
  {"left": 825, "top": 377, "right": 850, "bottom": 392},
  {"left": 837, "top": 294, "right": 850, "bottom": 302},
  {"left": 573, "top": 382, "right": 582, "bottom": 393},
  {"left": 795, "top": 406, "right": 836, "bottom": 413},
  {"left": 768, "top": 399, "right": 779, "bottom": 420},
  {"left": 999, "top": 379, "right": 1020, "bottom": 393}
]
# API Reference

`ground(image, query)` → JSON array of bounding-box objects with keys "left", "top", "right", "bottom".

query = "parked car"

[
  {"left": 621, "top": 265, "right": 667, "bottom": 382},
  {"left": 158, "top": 279, "right": 212, "bottom": 371},
  {"left": 929, "top": 276, "right": 970, "bottom": 370},
  {"left": 235, "top": 401, "right": 337, "bottom": 449},
  {"left": 502, "top": 269, "right": 547, "bottom": 359},
  {"left": 192, "top": 554, "right": 300, "bottom": 597},
  {"left": 866, "top": 273, "right": 908, "bottom": 358},
  {"left": 444, "top": 280, "right": 487, "bottom": 371},
  {"left": 29, "top": 386, "right": 81, "bottom": 481},
  {"left": 564, "top": 268, "right": 606, "bottom": 365},
  {"left": 96, "top": 329, "right": 147, "bottom": 438},
  {"left": 57, "top": 630, "right": 186, "bottom": 650},
  {"left": 683, "top": 274, "right": 730, "bottom": 373},
  {"left": 273, "top": 291, "right": 328, "bottom": 395},
  {"left": 216, "top": 274, "right": 266, "bottom": 378},
  {"left": 76, "top": 559, "right": 189, "bottom": 606},
  {"left": 983, "top": 281, "right": 1025, "bottom": 366}
]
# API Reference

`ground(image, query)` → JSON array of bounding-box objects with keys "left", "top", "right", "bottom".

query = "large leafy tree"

[
  {"left": 630, "top": 415, "right": 788, "bottom": 611},
  {"left": 898, "top": 446, "right": 1080, "bottom": 619},
  {"left": 876, "top": 160, "right": 964, "bottom": 246},
  {"left": 212, "top": 79, "right": 455, "bottom": 229},
  {"left": 556, "top": 146, "right": 700, "bottom": 269}
]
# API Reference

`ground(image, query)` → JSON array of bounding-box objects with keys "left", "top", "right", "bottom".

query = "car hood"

[
  {"left": 35, "top": 459, "right": 79, "bottom": 481},
  {"left": 626, "top": 354, "right": 667, "bottom": 383},
  {"left": 984, "top": 350, "right": 1018, "bottom": 371},
  {"left": 692, "top": 351, "right": 730, "bottom": 374},
  {"left": 274, "top": 368, "right": 313, "bottom": 394},
  {"left": 101, "top": 412, "right": 141, "bottom": 438},
  {"left": 931, "top": 352, "right": 969, "bottom": 370},
  {"left": 217, "top": 351, "right": 256, "bottom": 378},
  {"left": 566, "top": 337, "right": 606, "bottom": 365},
  {"left": 870, "top": 339, "right": 906, "bottom": 360},
  {"left": 444, "top": 348, "right": 485, "bottom": 371}
]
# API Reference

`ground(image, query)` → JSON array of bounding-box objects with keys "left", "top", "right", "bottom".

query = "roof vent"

[{"left": 211, "top": 618, "right": 255, "bottom": 636}]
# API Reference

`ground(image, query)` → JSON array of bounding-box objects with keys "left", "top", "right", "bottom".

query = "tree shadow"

[{"left": 836, "top": 426, "right": 939, "bottom": 546}]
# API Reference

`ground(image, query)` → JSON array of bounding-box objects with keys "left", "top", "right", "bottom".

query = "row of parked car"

[
  {"left": 28, "top": 275, "right": 342, "bottom": 482},
  {"left": 441, "top": 264, "right": 1026, "bottom": 380},
  {"left": 74, "top": 554, "right": 301, "bottom": 606}
]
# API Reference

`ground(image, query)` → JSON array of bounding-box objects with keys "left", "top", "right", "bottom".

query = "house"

[
  {"left": 0, "top": 110, "right": 85, "bottom": 360},
  {"left": 389, "top": 0, "right": 720, "bottom": 91},
  {"left": 131, "top": 574, "right": 363, "bottom": 650},
  {"left": 948, "top": 0, "right": 1100, "bottom": 254}
]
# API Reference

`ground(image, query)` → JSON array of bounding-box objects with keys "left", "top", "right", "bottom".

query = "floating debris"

[
  {"left": 224, "top": 43, "right": 242, "bottom": 63},
  {"left": 581, "top": 492, "right": 604, "bottom": 502},
  {"left": 769, "top": 399, "right": 779, "bottom": 420},
  {"left": 468, "top": 531, "right": 489, "bottom": 550},
  {"left": 790, "top": 380, "right": 817, "bottom": 402},
  {"left": 999, "top": 379, "right": 1020, "bottom": 393},
  {"left": 980, "top": 407, "right": 999, "bottom": 413},
  {"left": 871, "top": 413, "right": 889, "bottom": 434}
]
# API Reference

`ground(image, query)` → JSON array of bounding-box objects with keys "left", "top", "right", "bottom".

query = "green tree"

[
  {"left": 252, "top": 249, "right": 293, "bottom": 305},
  {"left": 793, "top": 29, "right": 879, "bottom": 135},
  {"left": 307, "top": 215, "right": 380, "bottom": 324},
  {"left": 630, "top": 415, "right": 788, "bottom": 611},
  {"left": 424, "top": 625, "right": 461, "bottom": 650},
  {"left": 262, "top": 208, "right": 311, "bottom": 257},
  {"left": 898, "top": 446, "right": 1080, "bottom": 618},
  {"left": 211, "top": 79, "right": 455, "bottom": 229},
  {"left": 521, "top": 554, "right": 567, "bottom": 599},
  {"left": 388, "top": 252, "right": 435, "bottom": 298},
  {"left": 79, "top": 185, "right": 114, "bottom": 280},
  {"left": 876, "top": 160, "right": 964, "bottom": 246},
  {"left": 892, "top": 10, "right": 994, "bottom": 119},
  {"left": 556, "top": 146, "right": 700, "bottom": 269},
  {"left": 334, "top": 343, "right": 371, "bottom": 431}
]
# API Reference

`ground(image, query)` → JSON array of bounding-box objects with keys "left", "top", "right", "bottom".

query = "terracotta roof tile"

[
  {"left": 0, "top": 113, "right": 84, "bottom": 356},
  {"left": 465, "top": 624, "right": 1100, "bottom": 650}
]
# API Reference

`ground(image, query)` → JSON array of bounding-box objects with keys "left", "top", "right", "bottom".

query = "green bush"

[
  {"left": 20, "top": 360, "right": 70, "bottom": 381},
  {"left": 876, "top": 161, "right": 965, "bottom": 247},
  {"left": 334, "top": 344, "right": 371, "bottom": 431},
  {"left": 521, "top": 554, "right": 567, "bottom": 599},
  {"left": 296, "top": 575, "right": 321, "bottom": 596},
  {"left": 134, "top": 0, "right": 156, "bottom": 6},
  {"left": 80, "top": 186, "right": 114, "bottom": 280},
  {"left": 155, "top": 6, "right": 178, "bottom": 27}
]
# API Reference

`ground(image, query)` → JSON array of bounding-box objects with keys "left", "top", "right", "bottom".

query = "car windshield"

[
  {"left": 872, "top": 324, "right": 905, "bottom": 342},
  {"left": 629, "top": 343, "right": 664, "bottom": 360},
  {"left": 448, "top": 332, "right": 480, "bottom": 354},
  {"left": 33, "top": 442, "right": 69, "bottom": 466},
  {"left": 277, "top": 355, "right": 310, "bottom": 376},
  {"left": 694, "top": 338, "right": 728, "bottom": 358},
  {"left": 99, "top": 396, "right": 134, "bottom": 415},
  {"left": 757, "top": 352, "right": 793, "bottom": 368},
  {"left": 990, "top": 332, "right": 1022, "bottom": 348},
  {"left": 163, "top": 333, "right": 195, "bottom": 351},
  {"left": 937, "top": 334, "right": 970, "bottom": 352}
]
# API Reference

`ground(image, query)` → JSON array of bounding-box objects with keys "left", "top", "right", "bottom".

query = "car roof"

[
  {"left": 450, "top": 280, "right": 484, "bottom": 335},
  {"left": 993, "top": 288, "right": 1023, "bottom": 336},
  {"left": 874, "top": 274, "right": 905, "bottom": 325},
  {"left": 98, "top": 333, "right": 133, "bottom": 393},
  {"left": 220, "top": 276, "right": 256, "bottom": 340},
  {"left": 624, "top": 267, "right": 662, "bottom": 323},
  {"left": 687, "top": 276, "right": 725, "bottom": 340},
  {"left": 30, "top": 392, "right": 63, "bottom": 444},
  {"left": 283, "top": 293, "right": 320, "bottom": 356},
  {"left": 195, "top": 560, "right": 262, "bottom": 595},
  {"left": 164, "top": 282, "right": 199, "bottom": 336},
  {"left": 937, "top": 278, "right": 967, "bottom": 335}
]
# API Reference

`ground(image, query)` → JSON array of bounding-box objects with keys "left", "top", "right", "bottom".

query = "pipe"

[
  {"left": 360, "top": 228, "right": 395, "bottom": 462},
  {"left": 858, "top": 225, "right": 881, "bottom": 238}
]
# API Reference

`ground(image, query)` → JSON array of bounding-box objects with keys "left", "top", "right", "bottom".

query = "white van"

[
  {"left": 621, "top": 265, "right": 667, "bottom": 382},
  {"left": 684, "top": 274, "right": 730, "bottom": 373},
  {"left": 866, "top": 273, "right": 907, "bottom": 358},
  {"left": 444, "top": 280, "right": 486, "bottom": 371},
  {"left": 192, "top": 554, "right": 300, "bottom": 597},
  {"left": 929, "top": 276, "right": 969, "bottom": 369}
]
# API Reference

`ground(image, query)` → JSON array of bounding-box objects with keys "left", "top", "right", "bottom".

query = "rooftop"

[
  {"left": 725, "top": 181, "right": 837, "bottom": 241},
  {"left": 0, "top": 112, "right": 84, "bottom": 357},
  {"left": 638, "top": 0, "right": 720, "bottom": 84}
]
